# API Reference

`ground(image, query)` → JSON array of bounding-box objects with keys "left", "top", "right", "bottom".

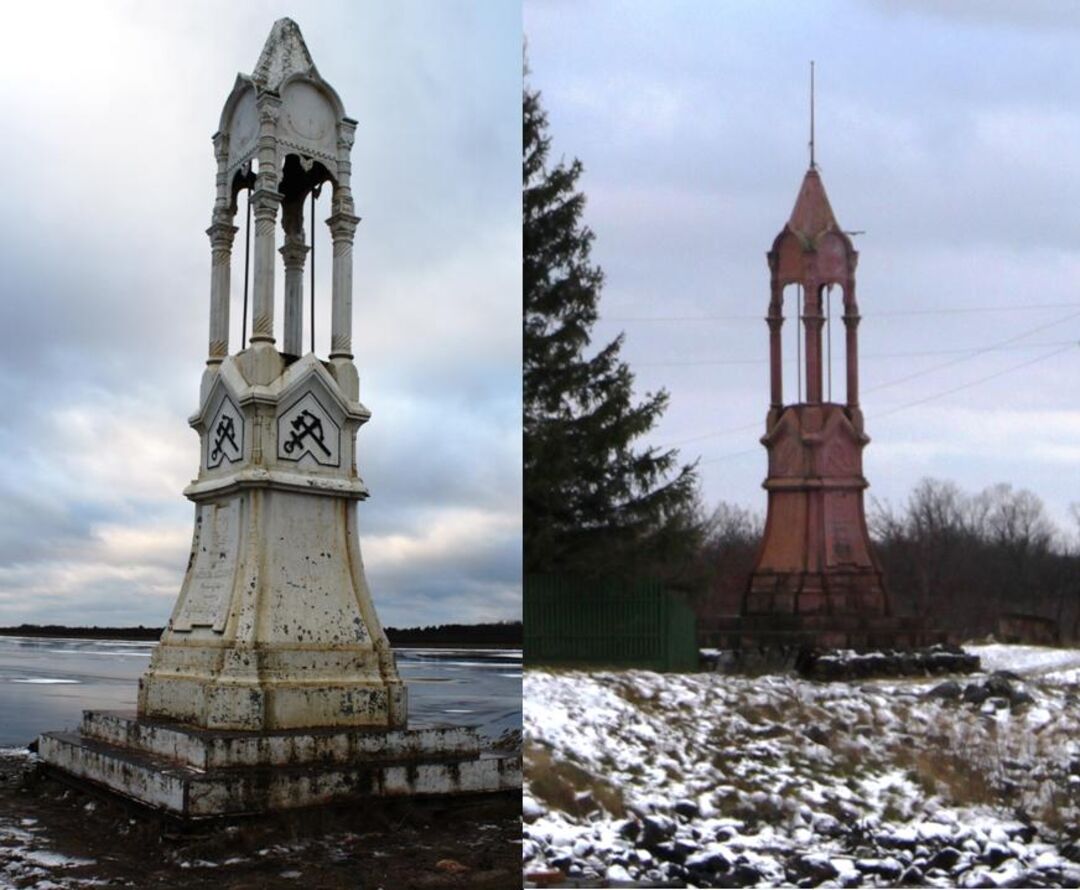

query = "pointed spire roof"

[
  {"left": 787, "top": 167, "right": 839, "bottom": 243},
  {"left": 252, "top": 18, "right": 318, "bottom": 90}
]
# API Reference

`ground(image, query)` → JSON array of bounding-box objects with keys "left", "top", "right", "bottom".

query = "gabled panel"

[{"left": 278, "top": 390, "right": 341, "bottom": 468}]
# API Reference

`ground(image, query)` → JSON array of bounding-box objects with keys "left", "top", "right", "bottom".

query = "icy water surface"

[{"left": 0, "top": 635, "right": 521, "bottom": 746}]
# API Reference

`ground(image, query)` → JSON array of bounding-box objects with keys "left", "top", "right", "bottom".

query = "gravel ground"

[
  {"left": 0, "top": 751, "right": 521, "bottom": 889},
  {"left": 524, "top": 644, "right": 1080, "bottom": 888}
]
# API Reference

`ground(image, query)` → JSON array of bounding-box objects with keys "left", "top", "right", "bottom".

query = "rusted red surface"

[{"left": 745, "top": 167, "right": 888, "bottom": 625}]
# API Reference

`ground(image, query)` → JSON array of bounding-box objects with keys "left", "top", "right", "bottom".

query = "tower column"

[
  {"left": 250, "top": 190, "right": 282, "bottom": 344},
  {"left": 280, "top": 200, "right": 308, "bottom": 358},
  {"left": 844, "top": 289, "right": 861, "bottom": 409},
  {"left": 767, "top": 280, "right": 783, "bottom": 410},
  {"left": 328, "top": 120, "right": 359, "bottom": 363},
  {"left": 328, "top": 209, "right": 360, "bottom": 360},
  {"left": 206, "top": 132, "right": 236, "bottom": 368},
  {"left": 803, "top": 282, "right": 824, "bottom": 404},
  {"left": 250, "top": 95, "right": 282, "bottom": 346},
  {"left": 206, "top": 220, "right": 237, "bottom": 364}
]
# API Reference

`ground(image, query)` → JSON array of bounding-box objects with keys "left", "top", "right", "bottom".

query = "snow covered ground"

[{"left": 524, "top": 644, "right": 1080, "bottom": 888}]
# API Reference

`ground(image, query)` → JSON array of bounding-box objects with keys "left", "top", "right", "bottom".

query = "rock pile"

[
  {"left": 799, "top": 645, "right": 980, "bottom": 681},
  {"left": 525, "top": 803, "right": 1080, "bottom": 888}
]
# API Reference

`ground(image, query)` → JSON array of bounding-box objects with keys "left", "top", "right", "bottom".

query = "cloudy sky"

[
  {"left": 0, "top": 1, "right": 521, "bottom": 627},
  {"left": 526, "top": 0, "right": 1080, "bottom": 538}
]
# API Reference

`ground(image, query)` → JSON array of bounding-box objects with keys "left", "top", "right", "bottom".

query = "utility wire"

[
  {"left": 872, "top": 342, "right": 1078, "bottom": 420},
  {"left": 637, "top": 339, "right": 1079, "bottom": 368},
  {"left": 692, "top": 342, "right": 1077, "bottom": 465},
  {"left": 863, "top": 307, "right": 1080, "bottom": 396},
  {"left": 605, "top": 301, "right": 1080, "bottom": 323},
  {"left": 660, "top": 308, "right": 1080, "bottom": 446}
]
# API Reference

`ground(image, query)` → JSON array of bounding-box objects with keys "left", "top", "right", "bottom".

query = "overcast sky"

[
  {"left": 0, "top": 1, "right": 521, "bottom": 627},
  {"left": 526, "top": 0, "right": 1080, "bottom": 539}
]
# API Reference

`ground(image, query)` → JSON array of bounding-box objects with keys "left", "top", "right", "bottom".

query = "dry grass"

[{"left": 525, "top": 742, "right": 626, "bottom": 819}]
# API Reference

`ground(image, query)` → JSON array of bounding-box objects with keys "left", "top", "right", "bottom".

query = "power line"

[
  {"left": 691, "top": 342, "right": 1077, "bottom": 465},
  {"left": 660, "top": 307, "right": 1080, "bottom": 446},
  {"left": 604, "top": 301, "right": 1080, "bottom": 324},
  {"left": 637, "top": 339, "right": 1078, "bottom": 368},
  {"left": 872, "top": 342, "right": 1078, "bottom": 420},
  {"left": 863, "top": 308, "right": 1080, "bottom": 396}
]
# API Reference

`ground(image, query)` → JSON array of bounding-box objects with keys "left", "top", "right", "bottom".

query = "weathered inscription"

[{"left": 174, "top": 498, "right": 241, "bottom": 630}]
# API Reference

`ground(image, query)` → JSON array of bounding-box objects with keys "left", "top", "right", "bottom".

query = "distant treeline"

[
  {"left": 0, "top": 621, "right": 523, "bottom": 646},
  {"left": 385, "top": 621, "right": 522, "bottom": 645},
  {"left": 694, "top": 478, "right": 1080, "bottom": 642},
  {"left": 0, "top": 624, "right": 163, "bottom": 640}
]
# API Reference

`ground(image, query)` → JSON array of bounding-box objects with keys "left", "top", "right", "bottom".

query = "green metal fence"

[{"left": 524, "top": 575, "right": 698, "bottom": 672}]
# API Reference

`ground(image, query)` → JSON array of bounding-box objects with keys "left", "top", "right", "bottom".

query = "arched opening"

[
  {"left": 780, "top": 282, "right": 802, "bottom": 406},
  {"left": 227, "top": 163, "right": 256, "bottom": 354},
  {"left": 277, "top": 153, "right": 336, "bottom": 360}
]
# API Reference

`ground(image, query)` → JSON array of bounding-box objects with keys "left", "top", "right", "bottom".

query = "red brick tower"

[{"left": 743, "top": 164, "right": 890, "bottom": 639}]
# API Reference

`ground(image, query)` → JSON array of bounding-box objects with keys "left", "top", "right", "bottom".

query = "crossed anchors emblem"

[
  {"left": 210, "top": 415, "right": 238, "bottom": 461},
  {"left": 283, "top": 409, "right": 332, "bottom": 458}
]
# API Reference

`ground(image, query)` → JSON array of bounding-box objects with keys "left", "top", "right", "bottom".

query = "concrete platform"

[{"left": 38, "top": 711, "right": 521, "bottom": 819}]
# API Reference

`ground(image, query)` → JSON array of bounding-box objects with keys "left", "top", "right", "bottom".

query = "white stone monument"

[{"left": 38, "top": 19, "right": 520, "bottom": 817}]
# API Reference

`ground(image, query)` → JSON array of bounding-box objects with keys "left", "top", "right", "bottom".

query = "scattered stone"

[
  {"left": 729, "top": 862, "right": 764, "bottom": 887},
  {"left": 686, "top": 850, "right": 731, "bottom": 877},
  {"left": 929, "top": 847, "right": 962, "bottom": 871},
  {"left": 982, "top": 842, "right": 1013, "bottom": 868},
  {"left": 673, "top": 799, "right": 700, "bottom": 820},
  {"left": 640, "top": 815, "right": 676, "bottom": 851},
  {"left": 928, "top": 680, "right": 963, "bottom": 700},
  {"left": 899, "top": 864, "right": 925, "bottom": 886},
  {"left": 788, "top": 852, "right": 839, "bottom": 885},
  {"left": 856, "top": 857, "right": 904, "bottom": 881},
  {"left": 616, "top": 818, "right": 640, "bottom": 843}
]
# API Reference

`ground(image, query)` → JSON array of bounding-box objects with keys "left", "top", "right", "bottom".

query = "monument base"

[
  {"left": 38, "top": 711, "right": 521, "bottom": 819},
  {"left": 701, "top": 613, "right": 947, "bottom": 652}
]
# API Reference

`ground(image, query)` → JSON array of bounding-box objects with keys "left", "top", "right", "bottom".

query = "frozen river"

[{"left": 0, "top": 635, "right": 521, "bottom": 747}]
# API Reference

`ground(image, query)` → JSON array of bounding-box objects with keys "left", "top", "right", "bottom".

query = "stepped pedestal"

[{"left": 39, "top": 711, "right": 520, "bottom": 818}]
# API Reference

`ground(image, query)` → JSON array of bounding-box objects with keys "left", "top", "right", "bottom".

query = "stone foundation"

[
  {"left": 38, "top": 711, "right": 520, "bottom": 818},
  {"left": 701, "top": 613, "right": 947, "bottom": 652}
]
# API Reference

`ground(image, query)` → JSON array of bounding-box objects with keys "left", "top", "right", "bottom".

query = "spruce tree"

[{"left": 523, "top": 81, "right": 700, "bottom": 580}]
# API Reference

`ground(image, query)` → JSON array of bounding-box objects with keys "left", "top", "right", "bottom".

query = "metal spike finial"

[{"left": 809, "top": 60, "right": 816, "bottom": 169}]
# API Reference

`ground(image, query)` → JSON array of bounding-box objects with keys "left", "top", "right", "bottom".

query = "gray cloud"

[
  {"left": 526, "top": 1, "right": 1080, "bottom": 533},
  {"left": 0, "top": 2, "right": 521, "bottom": 627}
]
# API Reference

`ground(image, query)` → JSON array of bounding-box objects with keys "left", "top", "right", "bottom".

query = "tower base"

[
  {"left": 701, "top": 612, "right": 945, "bottom": 652},
  {"left": 745, "top": 568, "right": 886, "bottom": 616},
  {"left": 38, "top": 711, "right": 521, "bottom": 819}
]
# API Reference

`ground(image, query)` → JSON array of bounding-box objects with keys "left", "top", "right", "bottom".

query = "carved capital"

[
  {"left": 843, "top": 313, "right": 862, "bottom": 328},
  {"left": 766, "top": 316, "right": 784, "bottom": 332},
  {"left": 206, "top": 222, "right": 239, "bottom": 252},
  {"left": 250, "top": 188, "right": 283, "bottom": 220},
  {"left": 337, "top": 119, "right": 357, "bottom": 152},
  {"left": 327, "top": 211, "right": 360, "bottom": 243},
  {"left": 279, "top": 238, "right": 309, "bottom": 270},
  {"left": 256, "top": 92, "right": 282, "bottom": 126},
  {"left": 212, "top": 131, "right": 230, "bottom": 163}
]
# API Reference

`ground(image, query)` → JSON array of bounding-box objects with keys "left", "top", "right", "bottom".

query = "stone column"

[
  {"left": 803, "top": 281, "right": 824, "bottom": 404},
  {"left": 328, "top": 119, "right": 360, "bottom": 365},
  {"left": 767, "top": 280, "right": 783, "bottom": 410},
  {"left": 327, "top": 208, "right": 360, "bottom": 361},
  {"left": 250, "top": 95, "right": 282, "bottom": 347},
  {"left": 206, "top": 132, "right": 236, "bottom": 367},
  {"left": 206, "top": 220, "right": 238, "bottom": 363},
  {"left": 844, "top": 282, "right": 861, "bottom": 409},
  {"left": 280, "top": 199, "right": 308, "bottom": 358}
]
